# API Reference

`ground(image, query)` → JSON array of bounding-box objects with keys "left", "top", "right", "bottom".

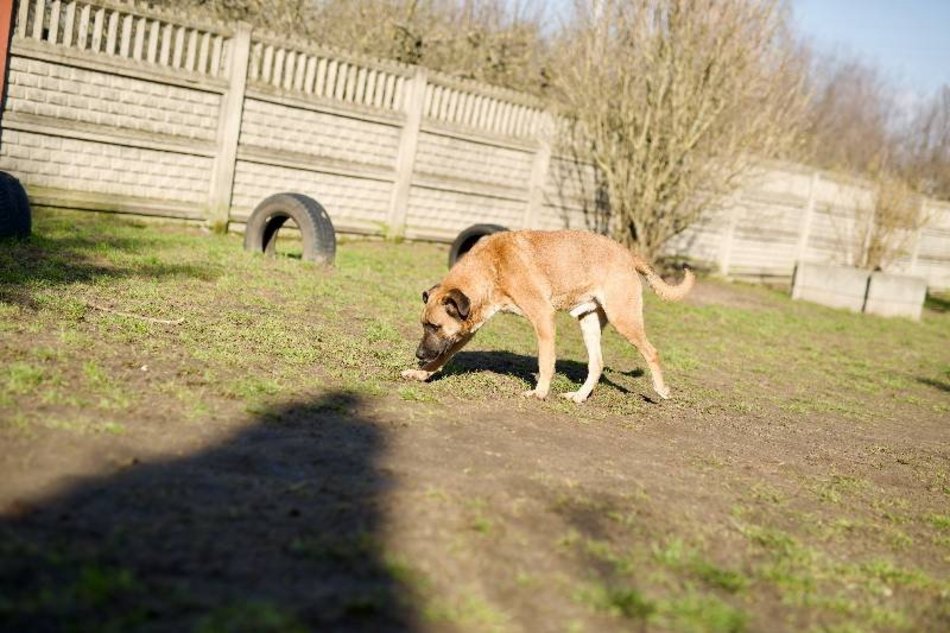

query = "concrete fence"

[
  {"left": 1, "top": 0, "right": 948, "bottom": 290},
  {"left": 0, "top": 0, "right": 574, "bottom": 239},
  {"left": 663, "top": 164, "right": 950, "bottom": 291}
]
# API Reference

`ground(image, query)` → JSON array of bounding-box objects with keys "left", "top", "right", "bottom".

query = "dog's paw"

[
  {"left": 559, "top": 391, "right": 588, "bottom": 404},
  {"left": 654, "top": 385, "right": 671, "bottom": 400},
  {"left": 401, "top": 369, "right": 432, "bottom": 382},
  {"left": 521, "top": 389, "right": 548, "bottom": 400}
]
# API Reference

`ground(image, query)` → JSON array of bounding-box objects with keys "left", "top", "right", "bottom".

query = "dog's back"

[{"left": 459, "top": 230, "right": 691, "bottom": 304}]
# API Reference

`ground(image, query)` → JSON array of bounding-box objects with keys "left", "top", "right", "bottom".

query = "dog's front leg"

[{"left": 523, "top": 313, "right": 556, "bottom": 400}]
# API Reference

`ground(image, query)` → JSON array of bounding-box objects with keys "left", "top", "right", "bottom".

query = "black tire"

[
  {"left": 244, "top": 193, "right": 336, "bottom": 266},
  {"left": 0, "top": 171, "right": 31, "bottom": 239},
  {"left": 448, "top": 223, "right": 508, "bottom": 268}
]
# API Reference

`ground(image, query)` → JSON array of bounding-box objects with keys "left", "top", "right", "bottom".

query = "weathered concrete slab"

[
  {"left": 864, "top": 272, "right": 927, "bottom": 320},
  {"left": 791, "top": 262, "right": 869, "bottom": 313}
]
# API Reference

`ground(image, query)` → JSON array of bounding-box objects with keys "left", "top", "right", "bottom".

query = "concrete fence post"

[
  {"left": 908, "top": 198, "right": 925, "bottom": 275},
  {"left": 522, "top": 112, "right": 553, "bottom": 229},
  {"left": 386, "top": 67, "right": 427, "bottom": 238},
  {"left": 206, "top": 21, "right": 252, "bottom": 233},
  {"left": 795, "top": 170, "right": 819, "bottom": 265},
  {"left": 717, "top": 199, "right": 740, "bottom": 276},
  {"left": 859, "top": 184, "right": 880, "bottom": 270}
]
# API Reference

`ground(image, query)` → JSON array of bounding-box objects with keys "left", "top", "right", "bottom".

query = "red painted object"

[{"left": 0, "top": 0, "right": 13, "bottom": 110}]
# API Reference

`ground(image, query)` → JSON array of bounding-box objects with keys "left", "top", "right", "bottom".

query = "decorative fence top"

[
  {"left": 423, "top": 71, "right": 544, "bottom": 139},
  {"left": 15, "top": 0, "right": 233, "bottom": 78},
  {"left": 247, "top": 30, "right": 414, "bottom": 115},
  {"left": 245, "top": 29, "right": 546, "bottom": 139}
]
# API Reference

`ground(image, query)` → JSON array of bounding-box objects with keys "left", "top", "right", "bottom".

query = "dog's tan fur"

[{"left": 402, "top": 230, "right": 694, "bottom": 402}]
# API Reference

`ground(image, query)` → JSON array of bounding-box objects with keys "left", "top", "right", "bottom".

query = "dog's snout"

[{"left": 415, "top": 334, "right": 446, "bottom": 366}]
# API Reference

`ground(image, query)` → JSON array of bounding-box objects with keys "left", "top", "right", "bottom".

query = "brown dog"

[{"left": 401, "top": 230, "right": 694, "bottom": 402}]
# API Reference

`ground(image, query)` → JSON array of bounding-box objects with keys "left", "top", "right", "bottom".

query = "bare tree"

[
  {"left": 804, "top": 55, "right": 946, "bottom": 269},
  {"left": 803, "top": 54, "right": 896, "bottom": 174},
  {"left": 902, "top": 86, "right": 950, "bottom": 200},
  {"left": 805, "top": 52, "right": 949, "bottom": 201},
  {"left": 845, "top": 172, "right": 928, "bottom": 271},
  {"left": 549, "top": 0, "right": 808, "bottom": 262},
  {"left": 168, "top": 0, "right": 318, "bottom": 34}
]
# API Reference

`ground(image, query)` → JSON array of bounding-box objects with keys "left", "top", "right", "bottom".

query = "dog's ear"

[
  {"left": 422, "top": 284, "right": 439, "bottom": 304},
  {"left": 442, "top": 288, "right": 470, "bottom": 320}
]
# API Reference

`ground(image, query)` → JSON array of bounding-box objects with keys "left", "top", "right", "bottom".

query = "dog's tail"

[{"left": 634, "top": 258, "right": 695, "bottom": 302}]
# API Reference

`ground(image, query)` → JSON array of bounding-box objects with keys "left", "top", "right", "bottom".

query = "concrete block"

[
  {"left": 791, "top": 262, "right": 869, "bottom": 312},
  {"left": 17, "top": 72, "right": 37, "bottom": 88},
  {"left": 864, "top": 272, "right": 927, "bottom": 320},
  {"left": 9, "top": 144, "right": 30, "bottom": 159}
]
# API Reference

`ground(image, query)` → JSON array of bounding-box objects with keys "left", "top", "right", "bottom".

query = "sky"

[{"left": 792, "top": 0, "right": 950, "bottom": 98}]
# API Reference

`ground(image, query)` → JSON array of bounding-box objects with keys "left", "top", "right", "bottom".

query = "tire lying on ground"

[
  {"left": 243, "top": 193, "right": 336, "bottom": 266},
  {"left": 448, "top": 223, "right": 508, "bottom": 268},
  {"left": 0, "top": 171, "right": 31, "bottom": 239}
]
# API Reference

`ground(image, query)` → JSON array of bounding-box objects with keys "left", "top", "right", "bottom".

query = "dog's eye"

[{"left": 424, "top": 322, "right": 441, "bottom": 332}]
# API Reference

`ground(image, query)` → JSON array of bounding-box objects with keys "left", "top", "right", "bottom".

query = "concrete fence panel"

[
  {"left": 727, "top": 197, "right": 803, "bottom": 277},
  {"left": 230, "top": 160, "right": 394, "bottom": 235},
  {"left": 1, "top": 0, "right": 231, "bottom": 221},
  {"left": 537, "top": 156, "right": 598, "bottom": 232}
]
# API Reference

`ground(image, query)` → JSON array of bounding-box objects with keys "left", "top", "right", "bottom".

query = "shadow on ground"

[
  {"left": 917, "top": 376, "right": 950, "bottom": 393},
  {"left": 0, "top": 231, "right": 218, "bottom": 307},
  {"left": 0, "top": 391, "right": 418, "bottom": 632},
  {"left": 442, "top": 349, "right": 643, "bottom": 394}
]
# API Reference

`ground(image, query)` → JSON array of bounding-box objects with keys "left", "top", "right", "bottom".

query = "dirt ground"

[{"left": 1, "top": 217, "right": 948, "bottom": 633}]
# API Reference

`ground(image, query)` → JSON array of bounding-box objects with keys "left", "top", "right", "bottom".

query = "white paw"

[
  {"left": 559, "top": 391, "right": 588, "bottom": 404},
  {"left": 521, "top": 389, "right": 548, "bottom": 400},
  {"left": 654, "top": 385, "right": 671, "bottom": 400},
  {"left": 401, "top": 368, "right": 432, "bottom": 382}
]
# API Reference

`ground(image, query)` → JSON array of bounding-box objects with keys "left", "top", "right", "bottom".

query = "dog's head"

[{"left": 414, "top": 285, "right": 472, "bottom": 366}]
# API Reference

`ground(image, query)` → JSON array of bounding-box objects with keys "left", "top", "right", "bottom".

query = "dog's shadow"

[{"left": 437, "top": 350, "right": 644, "bottom": 396}]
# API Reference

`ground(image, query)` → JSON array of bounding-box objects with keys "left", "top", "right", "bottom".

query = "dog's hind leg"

[
  {"left": 612, "top": 314, "right": 670, "bottom": 399},
  {"left": 603, "top": 286, "right": 670, "bottom": 400},
  {"left": 561, "top": 308, "right": 607, "bottom": 403}
]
